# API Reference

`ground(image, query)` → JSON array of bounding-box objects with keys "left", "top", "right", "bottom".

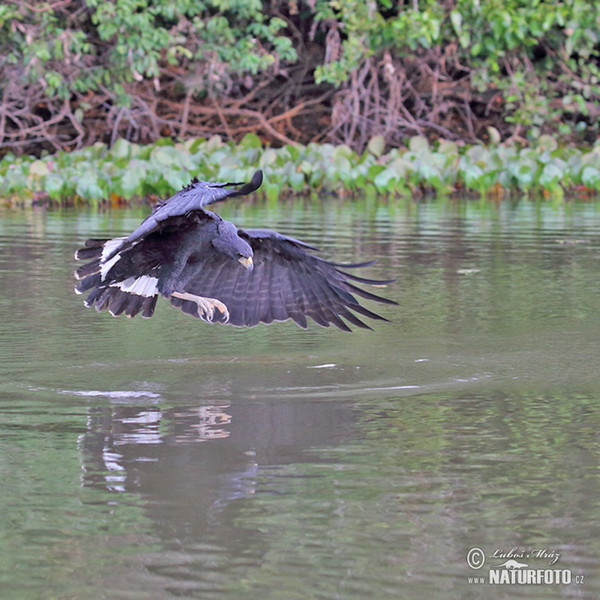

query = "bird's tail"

[{"left": 74, "top": 238, "right": 158, "bottom": 318}]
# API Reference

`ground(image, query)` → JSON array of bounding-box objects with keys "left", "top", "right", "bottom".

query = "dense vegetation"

[
  {"left": 2, "top": 0, "right": 600, "bottom": 156},
  {"left": 3, "top": 133, "right": 600, "bottom": 204}
]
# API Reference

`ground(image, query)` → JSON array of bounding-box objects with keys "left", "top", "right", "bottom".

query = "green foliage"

[
  {"left": 313, "top": 0, "right": 600, "bottom": 143},
  {"left": 2, "top": 135, "right": 599, "bottom": 204},
  {"left": 3, "top": 1, "right": 600, "bottom": 154},
  {"left": 1, "top": 0, "right": 296, "bottom": 106}
]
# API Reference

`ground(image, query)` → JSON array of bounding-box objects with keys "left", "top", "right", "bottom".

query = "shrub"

[{"left": 2, "top": 1, "right": 600, "bottom": 155}]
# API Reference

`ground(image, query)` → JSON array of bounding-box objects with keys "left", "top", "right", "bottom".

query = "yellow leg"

[{"left": 171, "top": 292, "right": 230, "bottom": 323}]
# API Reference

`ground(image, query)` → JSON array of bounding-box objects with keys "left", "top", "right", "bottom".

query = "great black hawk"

[{"left": 74, "top": 170, "right": 396, "bottom": 331}]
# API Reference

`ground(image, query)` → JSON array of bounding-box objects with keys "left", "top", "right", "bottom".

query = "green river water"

[{"left": 0, "top": 196, "right": 599, "bottom": 599}]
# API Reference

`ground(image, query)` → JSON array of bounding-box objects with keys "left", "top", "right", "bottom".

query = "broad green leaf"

[
  {"left": 29, "top": 160, "right": 49, "bottom": 177},
  {"left": 45, "top": 174, "right": 63, "bottom": 199},
  {"left": 240, "top": 133, "right": 262, "bottom": 149},
  {"left": 367, "top": 135, "right": 386, "bottom": 157},
  {"left": 409, "top": 136, "right": 429, "bottom": 153},
  {"left": 162, "top": 168, "right": 190, "bottom": 191},
  {"left": 450, "top": 9, "right": 462, "bottom": 35},
  {"left": 206, "top": 135, "right": 223, "bottom": 151},
  {"left": 119, "top": 162, "right": 147, "bottom": 196},
  {"left": 536, "top": 134, "right": 558, "bottom": 153},
  {"left": 539, "top": 163, "right": 562, "bottom": 187},
  {"left": 332, "top": 144, "right": 354, "bottom": 160},
  {"left": 515, "top": 164, "right": 535, "bottom": 188},
  {"left": 259, "top": 149, "right": 278, "bottom": 167},
  {"left": 582, "top": 166, "right": 600, "bottom": 188},
  {"left": 437, "top": 140, "right": 459, "bottom": 157},
  {"left": 486, "top": 126, "right": 501, "bottom": 145},
  {"left": 153, "top": 138, "right": 175, "bottom": 147},
  {"left": 289, "top": 171, "right": 305, "bottom": 191},
  {"left": 464, "top": 164, "right": 484, "bottom": 188},
  {"left": 150, "top": 146, "right": 175, "bottom": 167},
  {"left": 285, "top": 144, "right": 301, "bottom": 162},
  {"left": 111, "top": 138, "right": 131, "bottom": 159},
  {"left": 387, "top": 157, "right": 414, "bottom": 177},
  {"left": 298, "top": 160, "right": 312, "bottom": 175},
  {"left": 368, "top": 164, "right": 386, "bottom": 180},
  {"left": 419, "top": 163, "right": 442, "bottom": 186},
  {"left": 373, "top": 168, "right": 397, "bottom": 192},
  {"left": 76, "top": 171, "right": 103, "bottom": 200},
  {"left": 184, "top": 137, "right": 206, "bottom": 153}
]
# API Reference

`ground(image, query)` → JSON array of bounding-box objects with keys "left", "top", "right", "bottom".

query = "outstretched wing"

[
  {"left": 104, "top": 170, "right": 263, "bottom": 261},
  {"left": 169, "top": 228, "right": 396, "bottom": 331},
  {"left": 74, "top": 214, "right": 218, "bottom": 319}
]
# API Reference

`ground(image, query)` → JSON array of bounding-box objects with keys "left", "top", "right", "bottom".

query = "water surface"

[{"left": 0, "top": 197, "right": 599, "bottom": 599}]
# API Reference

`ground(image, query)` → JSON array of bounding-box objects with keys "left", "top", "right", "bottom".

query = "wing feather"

[
  {"left": 267, "top": 257, "right": 287, "bottom": 323},
  {"left": 305, "top": 259, "right": 379, "bottom": 326},
  {"left": 340, "top": 280, "right": 397, "bottom": 305},
  {"left": 257, "top": 257, "right": 274, "bottom": 324},
  {"left": 102, "top": 171, "right": 262, "bottom": 262},
  {"left": 243, "top": 259, "right": 264, "bottom": 327},
  {"left": 292, "top": 263, "right": 331, "bottom": 328},
  {"left": 276, "top": 258, "right": 305, "bottom": 327},
  {"left": 171, "top": 230, "right": 395, "bottom": 330},
  {"left": 305, "top": 268, "right": 358, "bottom": 332},
  {"left": 336, "top": 270, "right": 397, "bottom": 285}
]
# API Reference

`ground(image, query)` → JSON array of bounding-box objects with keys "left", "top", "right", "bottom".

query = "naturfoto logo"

[{"left": 466, "top": 547, "right": 585, "bottom": 587}]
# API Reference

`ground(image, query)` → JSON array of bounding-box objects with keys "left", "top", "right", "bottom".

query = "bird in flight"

[{"left": 74, "top": 170, "right": 396, "bottom": 331}]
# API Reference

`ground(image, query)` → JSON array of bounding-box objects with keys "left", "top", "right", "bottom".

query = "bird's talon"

[
  {"left": 171, "top": 292, "right": 229, "bottom": 324},
  {"left": 217, "top": 301, "right": 229, "bottom": 323}
]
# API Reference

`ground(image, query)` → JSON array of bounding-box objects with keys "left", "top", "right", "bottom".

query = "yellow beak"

[{"left": 238, "top": 255, "right": 254, "bottom": 271}]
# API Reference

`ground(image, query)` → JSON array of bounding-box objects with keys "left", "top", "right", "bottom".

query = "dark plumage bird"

[{"left": 74, "top": 170, "right": 396, "bottom": 331}]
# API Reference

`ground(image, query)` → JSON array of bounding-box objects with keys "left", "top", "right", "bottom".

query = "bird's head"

[{"left": 213, "top": 221, "right": 254, "bottom": 271}]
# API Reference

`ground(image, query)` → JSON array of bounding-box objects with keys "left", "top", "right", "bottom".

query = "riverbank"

[{"left": 2, "top": 134, "right": 600, "bottom": 206}]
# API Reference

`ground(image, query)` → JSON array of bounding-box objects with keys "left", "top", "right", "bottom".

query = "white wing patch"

[
  {"left": 111, "top": 276, "right": 159, "bottom": 298},
  {"left": 100, "top": 253, "right": 121, "bottom": 280},
  {"left": 100, "top": 237, "right": 127, "bottom": 280}
]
